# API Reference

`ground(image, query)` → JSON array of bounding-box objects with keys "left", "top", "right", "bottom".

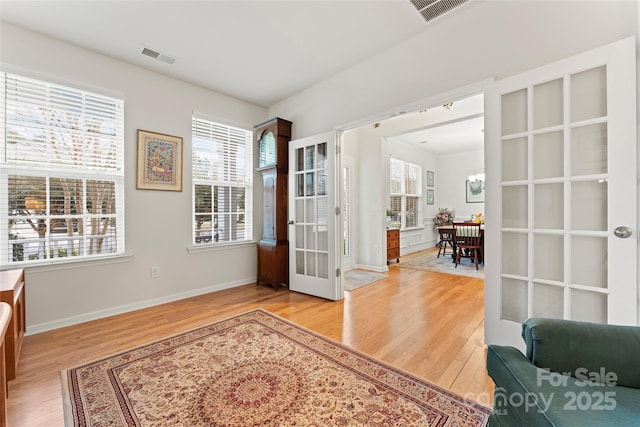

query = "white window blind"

[
  {"left": 389, "top": 158, "right": 422, "bottom": 229},
  {"left": 192, "top": 117, "right": 252, "bottom": 245},
  {"left": 1, "top": 72, "right": 125, "bottom": 266}
]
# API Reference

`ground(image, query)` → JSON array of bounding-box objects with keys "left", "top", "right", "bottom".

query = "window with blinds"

[
  {"left": 389, "top": 158, "right": 422, "bottom": 229},
  {"left": 192, "top": 116, "right": 253, "bottom": 245},
  {"left": 0, "top": 72, "right": 125, "bottom": 266}
]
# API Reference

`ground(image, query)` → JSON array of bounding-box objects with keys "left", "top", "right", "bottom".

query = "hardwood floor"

[{"left": 8, "top": 250, "right": 493, "bottom": 426}]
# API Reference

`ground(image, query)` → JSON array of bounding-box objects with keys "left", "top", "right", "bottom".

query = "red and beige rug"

[{"left": 61, "top": 309, "right": 490, "bottom": 426}]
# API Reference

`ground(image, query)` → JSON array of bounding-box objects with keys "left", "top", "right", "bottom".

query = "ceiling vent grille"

[
  {"left": 141, "top": 47, "right": 177, "bottom": 65},
  {"left": 409, "top": 0, "right": 470, "bottom": 23},
  {"left": 141, "top": 47, "right": 160, "bottom": 59}
]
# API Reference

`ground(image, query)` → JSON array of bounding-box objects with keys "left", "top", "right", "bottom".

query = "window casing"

[
  {"left": 389, "top": 158, "right": 421, "bottom": 229},
  {"left": 192, "top": 117, "right": 253, "bottom": 245},
  {"left": 0, "top": 72, "right": 125, "bottom": 266}
]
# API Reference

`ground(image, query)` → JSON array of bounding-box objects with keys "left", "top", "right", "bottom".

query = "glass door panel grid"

[
  {"left": 500, "top": 66, "right": 610, "bottom": 324},
  {"left": 294, "top": 143, "right": 329, "bottom": 279}
]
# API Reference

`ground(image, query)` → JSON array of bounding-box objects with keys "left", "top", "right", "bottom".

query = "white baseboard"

[
  {"left": 354, "top": 263, "right": 389, "bottom": 273},
  {"left": 26, "top": 277, "right": 254, "bottom": 335}
]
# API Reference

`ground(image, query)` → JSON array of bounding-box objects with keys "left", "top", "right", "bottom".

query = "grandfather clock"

[{"left": 255, "top": 118, "right": 292, "bottom": 290}]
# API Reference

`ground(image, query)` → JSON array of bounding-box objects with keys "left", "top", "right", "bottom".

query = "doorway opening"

[{"left": 340, "top": 93, "right": 485, "bottom": 287}]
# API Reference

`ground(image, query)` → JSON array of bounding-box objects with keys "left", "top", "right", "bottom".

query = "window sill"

[
  {"left": 187, "top": 240, "right": 258, "bottom": 254},
  {"left": 7, "top": 253, "right": 134, "bottom": 273}
]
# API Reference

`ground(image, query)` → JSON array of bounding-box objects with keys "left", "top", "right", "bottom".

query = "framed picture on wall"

[
  {"left": 136, "top": 129, "right": 183, "bottom": 191},
  {"left": 466, "top": 180, "right": 484, "bottom": 203},
  {"left": 427, "top": 189, "right": 434, "bottom": 205},
  {"left": 427, "top": 170, "right": 434, "bottom": 187}
]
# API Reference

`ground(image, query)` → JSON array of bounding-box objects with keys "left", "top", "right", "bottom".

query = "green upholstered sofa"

[{"left": 486, "top": 318, "right": 640, "bottom": 426}]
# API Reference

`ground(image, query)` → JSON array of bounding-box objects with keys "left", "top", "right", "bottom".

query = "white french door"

[
  {"left": 485, "top": 37, "right": 637, "bottom": 348},
  {"left": 288, "top": 131, "right": 342, "bottom": 300}
]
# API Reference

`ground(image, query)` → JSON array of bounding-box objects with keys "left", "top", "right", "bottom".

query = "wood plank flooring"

[{"left": 8, "top": 250, "right": 494, "bottom": 426}]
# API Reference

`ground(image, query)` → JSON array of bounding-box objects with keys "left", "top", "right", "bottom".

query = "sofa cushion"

[
  {"left": 487, "top": 345, "right": 640, "bottom": 427},
  {"left": 523, "top": 318, "right": 640, "bottom": 389}
]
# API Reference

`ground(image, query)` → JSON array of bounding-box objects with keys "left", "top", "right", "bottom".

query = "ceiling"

[
  {"left": 376, "top": 93, "right": 484, "bottom": 155},
  {"left": 0, "top": 0, "right": 437, "bottom": 107},
  {"left": 1, "top": 0, "right": 481, "bottom": 153},
  {"left": 392, "top": 115, "right": 484, "bottom": 155}
]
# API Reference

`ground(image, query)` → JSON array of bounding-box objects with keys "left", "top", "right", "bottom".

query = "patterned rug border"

[{"left": 61, "top": 308, "right": 491, "bottom": 426}]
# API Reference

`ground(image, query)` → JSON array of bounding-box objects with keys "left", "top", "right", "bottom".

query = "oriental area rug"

[
  {"left": 61, "top": 309, "right": 490, "bottom": 426},
  {"left": 399, "top": 250, "right": 484, "bottom": 279}
]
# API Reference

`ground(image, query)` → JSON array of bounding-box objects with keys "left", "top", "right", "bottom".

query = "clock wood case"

[{"left": 255, "top": 118, "right": 292, "bottom": 290}]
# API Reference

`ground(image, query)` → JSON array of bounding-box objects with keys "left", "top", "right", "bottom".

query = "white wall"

[
  {"left": 436, "top": 150, "right": 485, "bottom": 221},
  {"left": 353, "top": 127, "right": 385, "bottom": 270},
  {"left": 1, "top": 24, "right": 268, "bottom": 333},
  {"left": 269, "top": 1, "right": 636, "bottom": 137}
]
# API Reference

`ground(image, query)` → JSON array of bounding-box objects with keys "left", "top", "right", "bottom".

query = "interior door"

[
  {"left": 485, "top": 36, "right": 637, "bottom": 348},
  {"left": 342, "top": 155, "right": 355, "bottom": 272},
  {"left": 288, "top": 131, "right": 342, "bottom": 300}
]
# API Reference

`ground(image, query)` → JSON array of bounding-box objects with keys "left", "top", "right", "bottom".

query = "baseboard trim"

[
  {"left": 26, "top": 277, "right": 254, "bottom": 335},
  {"left": 354, "top": 264, "right": 389, "bottom": 273}
]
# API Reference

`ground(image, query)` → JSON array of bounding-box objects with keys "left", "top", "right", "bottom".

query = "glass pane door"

[
  {"left": 485, "top": 37, "right": 637, "bottom": 348},
  {"left": 288, "top": 131, "right": 340, "bottom": 300}
]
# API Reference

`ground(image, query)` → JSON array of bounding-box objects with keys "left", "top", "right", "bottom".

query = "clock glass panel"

[{"left": 259, "top": 131, "right": 276, "bottom": 167}]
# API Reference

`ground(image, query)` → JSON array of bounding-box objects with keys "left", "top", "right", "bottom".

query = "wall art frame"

[
  {"left": 427, "top": 170, "right": 435, "bottom": 187},
  {"left": 136, "top": 129, "right": 183, "bottom": 191},
  {"left": 466, "top": 179, "right": 485, "bottom": 203}
]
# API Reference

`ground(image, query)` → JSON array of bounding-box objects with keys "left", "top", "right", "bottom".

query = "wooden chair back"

[
  {"left": 453, "top": 222, "right": 482, "bottom": 249},
  {"left": 437, "top": 227, "right": 454, "bottom": 257},
  {"left": 452, "top": 222, "right": 483, "bottom": 269}
]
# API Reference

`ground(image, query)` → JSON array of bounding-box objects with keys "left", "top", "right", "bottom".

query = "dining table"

[{"left": 437, "top": 223, "right": 485, "bottom": 263}]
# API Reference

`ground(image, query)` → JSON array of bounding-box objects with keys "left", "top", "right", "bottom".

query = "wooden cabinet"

[
  {"left": 255, "top": 118, "right": 292, "bottom": 290},
  {"left": 0, "top": 303, "right": 10, "bottom": 426},
  {"left": 0, "top": 269, "right": 25, "bottom": 380},
  {"left": 386, "top": 229, "right": 400, "bottom": 264}
]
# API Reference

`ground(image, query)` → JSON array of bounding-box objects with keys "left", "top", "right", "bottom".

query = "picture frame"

[
  {"left": 427, "top": 170, "right": 434, "bottom": 187},
  {"left": 427, "top": 189, "right": 434, "bottom": 205},
  {"left": 466, "top": 179, "right": 485, "bottom": 203},
  {"left": 137, "top": 129, "right": 183, "bottom": 191}
]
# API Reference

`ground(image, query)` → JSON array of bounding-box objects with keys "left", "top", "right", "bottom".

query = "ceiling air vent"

[
  {"left": 141, "top": 47, "right": 160, "bottom": 59},
  {"left": 140, "top": 47, "right": 177, "bottom": 65},
  {"left": 409, "top": 0, "right": 470, "bottom": 23}
]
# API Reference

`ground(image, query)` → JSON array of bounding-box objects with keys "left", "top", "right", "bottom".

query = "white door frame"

[
  {"left": 337, "top": 81, "right": 493, "bottom": 273},
  {"left": 342, "top": 155, "right": 355, "bottom": 272}
]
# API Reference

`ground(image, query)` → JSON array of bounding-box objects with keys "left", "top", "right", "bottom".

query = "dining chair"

[
  {"left": 437, "top": 228, "right": 454, "bottom": 258},
  {"left": 452, "top": 222, "right": 483, "bottom": 270}
]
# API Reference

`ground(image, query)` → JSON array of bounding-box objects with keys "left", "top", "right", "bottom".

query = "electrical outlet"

[{"left": 151, "top": 266, "right": 160, "bottom": 278}]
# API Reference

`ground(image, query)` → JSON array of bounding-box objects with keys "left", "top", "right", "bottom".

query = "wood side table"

[
  {"left": 0, "top": 269, "right": 25, "bottom": 380},
  {"left": 386, "top": 229, "right": 400, "bottom": 264}
]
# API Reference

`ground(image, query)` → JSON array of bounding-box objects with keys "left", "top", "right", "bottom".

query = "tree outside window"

[{"left": 2, "top": 72, "right": 124, "bottom": 266}]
